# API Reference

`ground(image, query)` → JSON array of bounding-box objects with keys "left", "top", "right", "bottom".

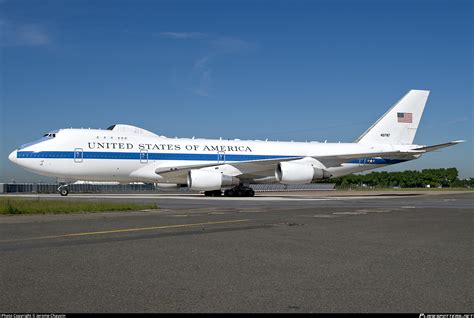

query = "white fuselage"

[{"left": 8, "top": 127, "right": 418, "bottom": 184}]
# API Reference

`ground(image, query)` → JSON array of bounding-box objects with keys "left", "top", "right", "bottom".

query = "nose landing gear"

[{"left": 57, "top": 184, "right": 69, "bottom": 196}]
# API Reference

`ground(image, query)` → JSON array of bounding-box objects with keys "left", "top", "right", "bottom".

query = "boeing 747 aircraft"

[{"left": 8, "top": 90, "right": 464, "bottom": 197}]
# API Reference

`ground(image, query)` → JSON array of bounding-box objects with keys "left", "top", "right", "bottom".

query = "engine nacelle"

[
  {"left": 275, "top": 162, "right": 332, "bottom": 184},
  {"left": 187, "top": 170, "right": 239, "bottom": 191}
]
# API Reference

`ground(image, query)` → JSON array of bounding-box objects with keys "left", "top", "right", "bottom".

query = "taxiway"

[{"left": 0, "top": 191, "right": 472, "bottom": 312}]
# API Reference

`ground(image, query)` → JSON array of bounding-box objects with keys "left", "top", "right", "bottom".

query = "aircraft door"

[
  {"left": 217, "top": 151, "right": 225, "bottom": 164},
  {"left": 140, "top": 149, "right": 148, "bottom": 163},
  {"left": 74, "top": 148, "right": 83, "bottom": 163}
]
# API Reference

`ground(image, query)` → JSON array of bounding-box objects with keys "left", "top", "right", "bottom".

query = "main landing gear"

[
  {"left": 203, "top": 190, "right": 223, "bottom": 197},
  {"left": 57, "top": 184, "right": 69, "bottom": 196},
  {"left": 203, "top": 185, "right": 256, "bottom": 197},
  {"left": 224, "top": 185, "right": 255, "bottom": 197}
]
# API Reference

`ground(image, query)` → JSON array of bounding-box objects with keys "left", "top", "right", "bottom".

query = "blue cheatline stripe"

[
  {"left": 16, "top": 151, "right": 409, "bottom": 165},
  {"left": 16, "top": 151, "right": 296, "bottom": 161}
]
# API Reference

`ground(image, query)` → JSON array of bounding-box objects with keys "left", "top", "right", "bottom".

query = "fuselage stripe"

[
  {"left": 17, "top": 151, "right": 296, "bottom": 161},
  {"left": 16, "top": 151, "right": 408, "bottom": 165}
]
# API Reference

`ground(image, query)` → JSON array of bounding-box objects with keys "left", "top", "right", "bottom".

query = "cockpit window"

[{"left": 42, "top": 133, "right": 57, "bottom": 138}]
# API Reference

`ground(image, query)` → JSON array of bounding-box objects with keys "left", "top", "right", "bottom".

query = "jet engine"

[
  {"left": 275, "top": 162, "right": 331, "bottom": 184},
  {"left": 187, "top": 170, "right": 239, "bottom": 191}
]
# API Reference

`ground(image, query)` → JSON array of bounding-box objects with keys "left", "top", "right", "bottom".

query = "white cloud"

[
  {"left": 1, "top": 21, "right": 50, "bottom": 46},
  {"left": 159, "top": 32, "right": 207, "bottom": 39},
  {"left": 193, "top": 56, "right": 210, "bottom": 70},
  {"left": 212, "top": 36, "right": 252, "bottom": 51},
  {"left": 191, "top": 56, "right": 213, "bottom": 97},
  {"left": 194, "top": 70, "right": 212, "bottom": 97},
  {"left": 161, "top": 31, "right": 255, "bottom": 97}
]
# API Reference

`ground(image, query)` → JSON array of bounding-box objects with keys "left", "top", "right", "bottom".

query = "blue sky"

[{"left": 1, "top": 0, "right": 472, "bottom": 182}]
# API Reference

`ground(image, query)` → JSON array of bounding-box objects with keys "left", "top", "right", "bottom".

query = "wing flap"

[{"left": 314, "top": 150, "right": 412, "bottom": 167}]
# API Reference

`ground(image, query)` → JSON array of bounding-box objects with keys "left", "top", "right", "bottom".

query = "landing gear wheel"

[
  {"left": 244, "top": 188, "right": 255, "bottom": 197},
  {"left": 59, "top": 187, "right": 69, "bottom": 196},
  {"left": 204, "top": 190, "right": 222, "bottom": 197},
  {"left": 224, "top": 185, "right": 255, "bottom": 197}
]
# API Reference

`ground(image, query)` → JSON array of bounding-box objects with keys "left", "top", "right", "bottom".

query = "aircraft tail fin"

[{"left": 355, "top": 90, "right": 430, "bottom": 145}]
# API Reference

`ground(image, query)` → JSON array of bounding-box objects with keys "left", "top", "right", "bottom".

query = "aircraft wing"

[
  {"left": 155, "top": 149, "right": 422, "bottom": 182},
  {"left": 155, "top": 156, "right": 302, "bottom": 181}
]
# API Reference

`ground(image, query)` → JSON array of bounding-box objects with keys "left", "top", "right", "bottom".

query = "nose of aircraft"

[{"left": 8, "top": 150, "right": 17, "bottom": 163}]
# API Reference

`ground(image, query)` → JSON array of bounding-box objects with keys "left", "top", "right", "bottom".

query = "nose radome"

[{"left": 8, "top": 150, "right": 17, "bottom": 163}]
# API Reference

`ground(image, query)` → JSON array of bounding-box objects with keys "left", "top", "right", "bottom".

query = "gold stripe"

[{"left": 0, "top": 219, "right": 250, "bottom": 243}]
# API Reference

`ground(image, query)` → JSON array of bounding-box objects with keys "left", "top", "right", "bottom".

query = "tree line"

[{"left": 329, "top": 168, "right": 473, "bottom": 188}]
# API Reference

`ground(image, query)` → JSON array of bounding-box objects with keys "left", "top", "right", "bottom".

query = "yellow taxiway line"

[{"left": 0, "top": 219, "right": 251, "bottom": 244}]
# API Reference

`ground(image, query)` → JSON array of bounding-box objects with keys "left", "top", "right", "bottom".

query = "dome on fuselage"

[{"left": 106, "top": 124, "right": 158, "bottom": 137}]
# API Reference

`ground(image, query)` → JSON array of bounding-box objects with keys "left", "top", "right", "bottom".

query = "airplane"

[{"left": 8, "top": 90, "right": 464, "bottom": 197}]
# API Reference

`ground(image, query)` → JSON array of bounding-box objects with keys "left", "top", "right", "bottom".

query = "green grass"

[
  {"left": 334, "top": 187, "right": 473, "bottom": 191},
  {"left": 0, "top": 197, "right": 157, "bottom": 215}
]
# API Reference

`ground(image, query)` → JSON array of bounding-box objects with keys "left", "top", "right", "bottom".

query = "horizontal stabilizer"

[{"left": 412, "top": 140, "right": 465, "bottom": 152}]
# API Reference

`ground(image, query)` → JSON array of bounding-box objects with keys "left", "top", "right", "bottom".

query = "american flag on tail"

[{"left": 397, "top": 112, "right": 412, "bottom": 123}]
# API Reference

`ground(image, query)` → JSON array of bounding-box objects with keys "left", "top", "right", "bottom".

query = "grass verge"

[
  {"left": 0, "top": 198, "right": 156, "bottom": 215},
  {"left": 334, "top": 187, "right": 473, "bottom": 191}
]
